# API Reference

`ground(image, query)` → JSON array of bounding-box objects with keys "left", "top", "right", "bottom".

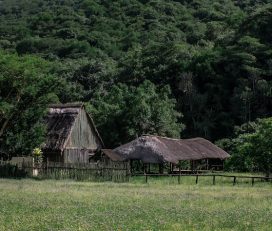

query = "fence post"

[
  {"left": 252, "top": 177, "right": 254, "bottom": 186},
  {"left": 233, "top": 176, "right": 236, "bottom": 185},
  {"left": 145, "top": 174, "right": 148, "bottom": 183},
  {"left": 213, "top": 175, "right": 216, "bottom": 185},
  {"left": 178, "top": 166, "right": 181, "bottom": 184},
  {"left": 195, "top": 175, "right": 198, "bottom": 184},
  {"left": 178, "top": 174, "right": 181, "bottom": 184}
]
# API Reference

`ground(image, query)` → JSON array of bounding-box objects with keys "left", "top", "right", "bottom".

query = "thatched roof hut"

[
  {"left": 42, "top": 103, "right": 104, "bottom": 163},
  {"left": 106, "top": 135, "right": 229, "bottom": 164}
]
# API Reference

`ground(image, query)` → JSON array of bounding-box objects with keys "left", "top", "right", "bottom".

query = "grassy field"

[{"left": 0, "top": 177, "right": 271, "bottom": 231}]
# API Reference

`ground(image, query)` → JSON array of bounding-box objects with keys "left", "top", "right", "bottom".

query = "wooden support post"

[
  {"left": 233, "top": 176, "right": 236, "bottom": 185},
  {"left": 195, "top": 175, "right": 198, "bottom": 184},
  {"left": 213, "top": 175, "right": 216, "bottom": 185},
  {"left": 144, "top": 163, "right": 146, "bottom": 174},
  {"left": 252, "top": 177, "right": 254, "bottom": 186},
  {"left": 130, "top": 160, "right": 133, "bottom": 175},
  {"left": 178, "top": 165, "right": 181, "bottom": 184},
  {"left": 46, "top": 157, "right": 49, "bottom": 176},
  {"left": 145, "top": 174, "right": 148, "bottom": 183},
  {"left": 148, "top": 163, "right": 151, "bottom": 173},
  {"left": 159, "top": 163, "right": 163, "bottom": 174}
]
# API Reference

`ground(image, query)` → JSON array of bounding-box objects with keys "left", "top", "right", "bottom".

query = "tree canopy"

[
  {"left": 217, "top": 118, "right": 272, "bottom": 176},
  {"left": 239, "top": 118, "right": 272, "bottom": 176},
  {"left": 87, "top": 80, "right": 183, "bottom": 147},
  {"left": 0, "top": 0, "right": 271, "bottom": 155},
  {"left": 0, "top": 52, "right": 61, "bottom": 154}
]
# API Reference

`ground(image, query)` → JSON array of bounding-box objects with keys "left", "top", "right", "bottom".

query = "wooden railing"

[{"left": 133, "top": 173, "right": 272, "bottom": 186}]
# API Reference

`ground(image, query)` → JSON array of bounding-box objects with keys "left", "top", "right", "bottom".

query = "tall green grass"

[{"left": 0, "top": 178, "right": 271, "bottom": 230}]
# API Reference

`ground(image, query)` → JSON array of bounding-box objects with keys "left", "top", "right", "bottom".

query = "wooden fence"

[
  {"left": 1, "top": 159, "right": 271, "bottom": 185},
  {"left": 0, "top": 160, "right": 130, "bottom": 182},
  {"left": 134, "top": 173, "right": 272, "bottom": 186}
]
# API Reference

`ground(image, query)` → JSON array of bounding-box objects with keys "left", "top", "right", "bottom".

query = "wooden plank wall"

[
  {"left": 63, "top": 148, "right": 89, "bottom": 163},
  {"left": 66, "top": 109, "right": 102, "bottom": 150}
]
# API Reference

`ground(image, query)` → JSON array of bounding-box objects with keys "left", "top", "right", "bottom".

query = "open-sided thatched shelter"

[
  {"left": 104, "top": 135, "right": 230, "bottom": 172},
  {"left": 42, "top": 103, "right": 104, "bottom": 163}
]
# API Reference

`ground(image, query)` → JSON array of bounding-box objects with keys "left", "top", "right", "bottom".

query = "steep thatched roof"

[
  {"left": 111, "top": 135, "right": 230, "bottom": 164},
  {"left": 43, "top": 103, "right": 103, "bottom": 152}
]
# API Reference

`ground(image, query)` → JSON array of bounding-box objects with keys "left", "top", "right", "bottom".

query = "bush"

[{"left": 0, "top": 164, "right": 28, "bottom": 178}]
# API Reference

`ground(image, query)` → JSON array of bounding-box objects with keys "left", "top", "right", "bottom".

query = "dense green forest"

[{"left": 0, "top": 0, "right": 271, "bottom": 160}]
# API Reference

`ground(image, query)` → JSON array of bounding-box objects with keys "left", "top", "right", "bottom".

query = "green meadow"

[{"left": 0, "top": 177, "right": 271, "bottom": 231}]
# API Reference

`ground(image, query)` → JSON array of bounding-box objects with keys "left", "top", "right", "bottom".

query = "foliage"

[
  {"left": 238, "top": 118, "right": 272, "bottom": 176},
  {"left": 32, "top": 147, "right": 43, "bottom": 166},
  {"left": 32, "top": 148, "right": 42, "bottom": 157},
  {"left": 0, "top": 52, "right": 61, "bottom": 155},
  {"left": 87, "top": 80, "right": 183, "bottom": 147},
  {"left": 0, "top": 164, "right": 28, "bottom": 178},
  {"left": 0, "top": 0, "right": 271, "bottom": 154},
  {"left": 217, "top": 118, "right": 272, "bottom": 175}
]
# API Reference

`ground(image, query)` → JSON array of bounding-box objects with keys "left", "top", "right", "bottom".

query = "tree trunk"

[{"left": 0, "top": 119, "right": 10, "bottom": 137}]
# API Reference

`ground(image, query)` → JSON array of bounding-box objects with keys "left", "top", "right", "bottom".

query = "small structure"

[
  {"left": 42, "top": 103, "right": 104, "bottom": 163},
  {"left": 100, "top": 148, "right": 130, "bottom": 169},
  {"left": 101, "top": 149, "right": 126, "bottom": 164},
  {"left": 105, "top": 135, "right": 230, "bottom": 173}
]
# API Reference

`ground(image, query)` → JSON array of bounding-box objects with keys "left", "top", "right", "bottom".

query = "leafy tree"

[
  {"left": 0, "top": 0, "right": 272, "bottom": 152},
  {"left": 0, "top": 51, "right": 61, "bottom": 155},
  {"left": 217, "top": 118, "right": 272, "bottom": 176},
  {"left": 238, "top": 118, "right": 272, "bottom": 177},
  {"left": 87, "top": 80, "right": 183, "bottom": 147}
]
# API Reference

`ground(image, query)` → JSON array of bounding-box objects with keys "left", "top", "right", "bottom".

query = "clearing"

[{"left": 0, "top": 177, "right": 271, "bottom": 230}]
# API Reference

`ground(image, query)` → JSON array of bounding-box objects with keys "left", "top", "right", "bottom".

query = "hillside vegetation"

[{"left": 0, "top": 0, "right": 272, "bottom": 152}]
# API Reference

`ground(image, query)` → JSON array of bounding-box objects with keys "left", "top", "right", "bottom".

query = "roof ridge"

[
  {"left": 142, "top": 134, "right": 206, "bottom": 142},
  {"left": 142, "top": 134, "right": 181, "bottom": 141},
  {"left": 49, "top": 103, "right": 84, "bottom": 108}
]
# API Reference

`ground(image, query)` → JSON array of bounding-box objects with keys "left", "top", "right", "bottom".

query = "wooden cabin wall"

[
  {"left": 63, "top": 148, "right": 89, "bottom": 163},
  {"left": 44, "top": 152, "right": 64, "bottom": 162},
  {"left": 66, "top": 109, "right": 102, "bottom": 150}
]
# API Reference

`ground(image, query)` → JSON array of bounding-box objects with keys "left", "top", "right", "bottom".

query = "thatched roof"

[
  {"left": 111, "top": 135, "right": 230, "bottom": 164},
  {"left": 101, "top": 149, "right": 126, "bottom": 162},
  {"left": 43, "top": 103, "right": 103, "bottom": 152}
]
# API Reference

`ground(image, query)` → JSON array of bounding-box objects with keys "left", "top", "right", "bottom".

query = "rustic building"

[
  {"left": 106, "top": 135, "right": 230, "bottom": 172},
  {"left": 99, "top": 149, "right": 130, "bottom": 177},
  {"left": 42, "top": 103, "right": 104, "bottom": 163}
]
